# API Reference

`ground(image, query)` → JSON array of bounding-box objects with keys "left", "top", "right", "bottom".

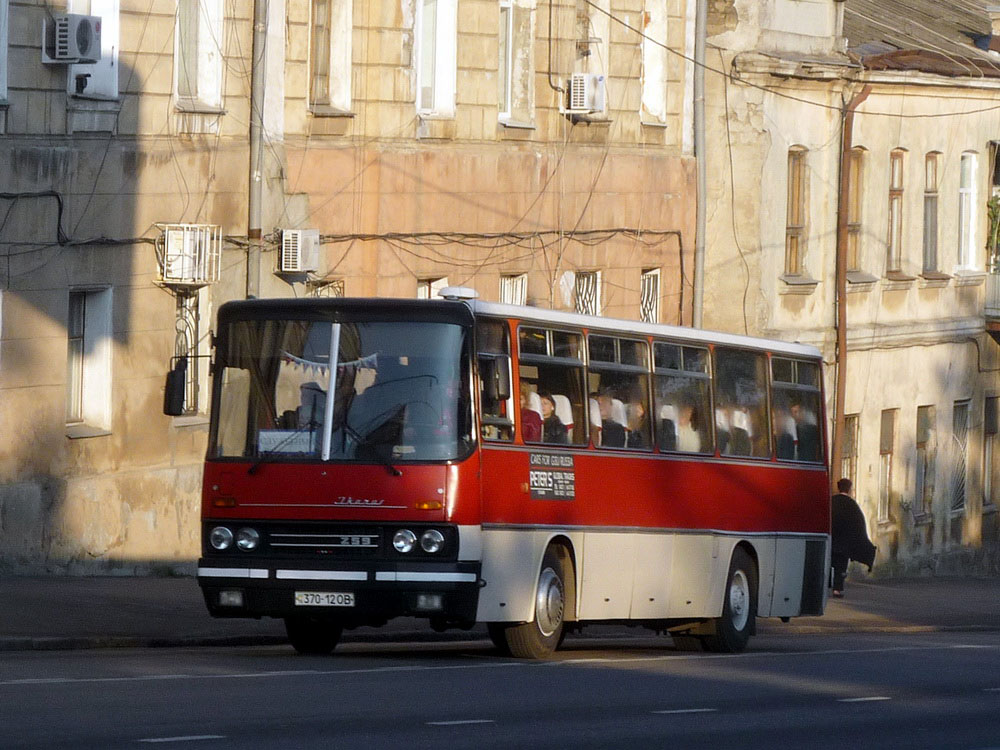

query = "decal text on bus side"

[{"left": 529, "top": 453, "right": 575, "bottom": 500}]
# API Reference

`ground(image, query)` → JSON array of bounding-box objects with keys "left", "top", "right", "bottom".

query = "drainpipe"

[
  {"left": 831, "top": 84, "right": 871, "bottom": 488},
  {"left": 247, "top": 0, "right": 268, "bottom": 298},
  {"left": 692, "top": 0, "right": 706, "bottom": 328}
]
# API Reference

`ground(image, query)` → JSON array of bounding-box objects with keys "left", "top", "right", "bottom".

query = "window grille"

[
  {"left": 174, "top": 293, "right": 201, "bottom": 416},
  {"left": 639, "top": 268, "right": 660, "bottom": 323},
  {"left": 785, "top": 148, "right": 807, "bottom": 275},
  {"left": 887, "top": 150, "right": 904, "bottom": 272},
  {"left": 574, "top": 271, "right": 601, "bottom": 315},
  {"left": 847, "top": 149, "right": 864, "bottom": 271},
  {"left": 923, "top": 153, "right": 939, "bottom": 272},
  {"left": 500, "top": 273, "right": 527, "bottom": 305}
]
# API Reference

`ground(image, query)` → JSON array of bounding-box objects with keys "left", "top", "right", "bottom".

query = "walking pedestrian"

[{"left": 830, "top": 478, "right": 877, "bottom": 598}]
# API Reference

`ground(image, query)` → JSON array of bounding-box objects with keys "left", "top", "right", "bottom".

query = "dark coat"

[
  {"left": 831, "top": 493, "right": 877, "bottom": 570},
  {"left": 600, "top": 419, "right": 626, "bottom": 447},
  {"left": 542, "top": 415, "right": 568, "bottom": 444}
]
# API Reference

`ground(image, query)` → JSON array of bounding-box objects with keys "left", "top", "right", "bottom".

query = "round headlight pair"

[
  {"left": 392, "top": 528, "right": 445, "bottom": 554},
  {"left": 209, "top": 526, "right": 259, "bottom": 551}
]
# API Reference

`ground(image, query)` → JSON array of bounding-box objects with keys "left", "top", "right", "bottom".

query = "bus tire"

[
  {"left": 504, "top": 547, "right": 567, "bottom": 659},
  {"left": 284, "top": 616, "right": 343, "bottom": 655},
  {"left": 487, "top": 623, "right": 513, "bottom": 655},
  {"left": 703, "top": 547, "right": 757, "bottom": 653}
]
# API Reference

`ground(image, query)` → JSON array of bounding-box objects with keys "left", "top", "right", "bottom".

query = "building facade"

[
  {"left": 703, "top": 0, "right": 1000, "bottom": 574},
  {"left": 0, "top": 1, "right": 696, "bottom": 571}
]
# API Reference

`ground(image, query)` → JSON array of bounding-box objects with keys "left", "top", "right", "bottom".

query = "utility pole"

[
  {"left": 246, "top": 0, "right": 268, "bottom": 298},
  {"left": 692, "top": 0, "right": 706, "bottom": 328},
  {"left": 831, "top": 84, "right": 871, "bottom": 487}
]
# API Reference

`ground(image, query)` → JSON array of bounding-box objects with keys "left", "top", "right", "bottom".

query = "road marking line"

[
  {"left": 837, "top": 696, "right": 891, "bottom": 703},
  {"left": 138, "top": 736, "right": 225, "bottom": 744},
  {"left": 652, "top": 708, "right": 718, "bottom": 715},
  {"left": 426, "top": 720, "right": 495, "bottom": 726}
]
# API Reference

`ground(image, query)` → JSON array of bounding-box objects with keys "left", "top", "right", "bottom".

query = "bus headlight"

[
  {"left": 420, "top": 529, "right": 445, "bottom": 554},
  {"left": 236, "top": 527, "right": 260, "bottom": 551},
  {"left": 393, "top": 529, "right": 417, "bottom": 553},
  {"left": 209, "top": 526, "right": 234, "bottom": 551}
]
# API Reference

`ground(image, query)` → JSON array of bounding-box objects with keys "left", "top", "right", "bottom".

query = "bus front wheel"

[
  {"left": 703, "top": 547, "right": 757, "bottom": 653},
  {"left": 284, "top": 616, "right": 343, "bottom": 655},
  {"left": 503, "top": 547, "right": 567, "bottom": 659}
]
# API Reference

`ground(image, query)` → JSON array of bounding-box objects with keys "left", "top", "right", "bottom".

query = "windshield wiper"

[
  {"left": 355, "top": 406, "right": 406, "bottom": 477},
  {"left": 247, "top": 421, "right": 318, "bottom": 475}
]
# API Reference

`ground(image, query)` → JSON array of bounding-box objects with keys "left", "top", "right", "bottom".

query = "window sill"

[
  {"left": 954, "top": 269, "right": 986, "bottom": 286},
  {"left": 174, "top": 100, "right": 226, "bottom": 116},
  {"left": 172, "top": 414, "right": 209, "bottom": 428},
  {"left": 779, "top": 273, "right": 819, "bottom": 295},
  {"left": 950, "top": 506, "right": 966, "bottom": 517},
  {"left": 984, "top": 503, "right": 998, "bottom": 515},
  {"left": 919, "top": 271, "right": 951, "bottom": 288},
  {"left": 639, "top": 119, "right": 669, "bottom": 129},
  {"left": 66, "top": 424, "right": 112, "bottom": 439},
  {"left": 498, "top": 118, "right": 535, "bottom": 130},
  {"left": 565, "top": 112, "right": 613, "bottom": 126},
  {"left": 846, "top": 271, "right": 878, "bottom": 293},
  {"left": 882, "top": 271, "right": 916, "bottom": 291},
  {"left": 911, "top": 511, "right": 933, "bottom": 526},
  {"left": 309, "top": 106, "right": 355, "bottom": 118}
]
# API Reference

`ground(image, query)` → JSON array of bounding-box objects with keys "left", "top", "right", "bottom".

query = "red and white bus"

[{"left": 173, "top": 289, "right": 830, "bottom": 658}]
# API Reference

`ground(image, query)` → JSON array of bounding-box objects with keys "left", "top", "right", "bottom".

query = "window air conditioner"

[
  {"left": 567, "top": 73, "right": 606, "bottom": 113},
  {"left": 42, "top": 14, "right": 102, "bottom": 65},
  {"left": 279, "top": 229, "right": 321, "bottom": 274},
  {"left": 159, "top": 224, "right": 222, "bottom": 288}
]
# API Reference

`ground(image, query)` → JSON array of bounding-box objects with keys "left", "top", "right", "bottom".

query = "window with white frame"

[
  {"left": 639, "top": 268, "right": 660, "bottom": 323},
  {"left": 923, "top": 152, "right": 940, "bottom": 273},
  {"left": 640, "top": 0, "right": 668, "bottom": 125},
  {"left": 915, "top": 405, "right": 935, "bottom": 515},
  {"left": 878, "top": 408, "right": 895, "bottom": 521},
  {"left": 847, "top": 147, "right": 864, "bottom": 271},
  {"left": 984, "top": 396, "right": 998, "bottom": 508},
  {"left": 499, "top": 0, "right": 513, "bottom": 118},
  {"left": 785, "top": 147, "right": 807, "bottom": 275},
  {"left": 500, "top": 273, "right": 527, "bottom": 305},
  {"left": 176, "top": 0, "right": 224, "bottom": 110},
  {"left": 574, "top": 270, "right": 601, "bottom": 315},
  {"left": 66, "top": 0, "right": 119, "bottom": 99},
  {"left": 841, "top": 413, "right": 859, "bottom": 490},
  {"left": 887, "top": 149, "right": 905, "bottom": 273},
  {"left": 417, "top": 277, "right": 449, "bottom": 299},
  {"left": 310, "top": 0, "right": 352, "bottom": 111},
  {"left": 958, "top": 152, "right": 978, "bottom": 269},
  {"left": 66, "top": 288, "right": 113, "bottom": 433},
  {"left": 415, "top": 0, "right": 457, "bottom": 116},
  {"left": 951, "top": 400, "right": 970, "bottom": 511},
  {"left": 173, "top": 291, "right": 211, "bottom": 416}
]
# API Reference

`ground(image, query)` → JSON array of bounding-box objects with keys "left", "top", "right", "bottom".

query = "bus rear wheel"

[
  {"left": 703, "top": 547, "right": 757, "bottom": 653},
  {"left": 503, "top": 548, "right": 567, "bottom": 659},
  {"left": 284, "top": 616, "right": 343, "bottom": 655}
]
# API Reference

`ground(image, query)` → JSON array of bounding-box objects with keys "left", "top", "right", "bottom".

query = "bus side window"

[
  {"left": 477, "top": 320, "right": 514, "bottom": 441},
  {"left": 590, "top": 335, "right": 652, "bottom": 450},
  {"left": 519, "top": 327, "right": 587, "bottom": 446},
  {"left": 771, "top": 357, "right": 822, "bottom": 462},
  {"left": 652, "top": 342, "right": 712, "bottom": 454},
  {"left": 714, "top": 347, "right": 770, "bottom": 458}
]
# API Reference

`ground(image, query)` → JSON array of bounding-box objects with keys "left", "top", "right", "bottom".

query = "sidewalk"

[{"left": 0, "top": 574, "right": 997, "bottom": 652}]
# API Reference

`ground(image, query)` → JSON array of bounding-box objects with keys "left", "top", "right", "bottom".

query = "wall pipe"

[
  {"left": 247, "top": 0, "right": 268, "bottom": 298},
  {"left": 692, "top": 0, "right": 706, "bottom": 328}
]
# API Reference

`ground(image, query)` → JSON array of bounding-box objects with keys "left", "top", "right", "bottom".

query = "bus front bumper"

[{"left": 197, "top": 559, "right": 482, "bottom": 624}]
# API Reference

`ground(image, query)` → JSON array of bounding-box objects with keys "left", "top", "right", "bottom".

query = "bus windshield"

[{"left": 212, "top": 318, "right": 472, "bottom": 463}]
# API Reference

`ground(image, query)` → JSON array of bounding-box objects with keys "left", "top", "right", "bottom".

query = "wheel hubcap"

[
  {"left": 535, "top": 567, "right": 564, "bottom": 637},
  {"left": 728, "top": 570, "right": 750, "bottom": 632}
]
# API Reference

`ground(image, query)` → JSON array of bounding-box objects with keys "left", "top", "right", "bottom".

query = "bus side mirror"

[
  {"left": 163, "top": 357, "right": 187, "bottom": 416},
  {"left": 482, "top": 357, "right": 511, "bottom": 402}
]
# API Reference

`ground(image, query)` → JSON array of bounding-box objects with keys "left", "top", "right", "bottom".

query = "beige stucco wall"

[
  {"left": 702, "top": 0, "right": 1000, "bottom": 573},
  {"left": 0, "top": 0, "right": 696, "bottom": 571}
]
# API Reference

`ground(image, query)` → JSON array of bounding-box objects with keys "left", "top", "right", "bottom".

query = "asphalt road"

[{"left": 1, "top": 631, "right": 999, "bottom": 749}]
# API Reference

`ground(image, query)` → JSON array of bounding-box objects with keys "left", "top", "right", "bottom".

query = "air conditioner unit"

[
  {"left": 42, "top": 14, "right": 102, "bottom": 64},
  {"left": 279, "top": 229, "right": 320, "bottom": 274},
  {"left": 567, "top": 73, "right": 606, "bottom": 113},
  {"left": 159, "top": 224, "right": 222, "bottom": 288}
]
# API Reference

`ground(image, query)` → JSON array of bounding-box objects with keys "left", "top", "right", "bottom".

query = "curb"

[{"left": 2, "top": 623, "right": 997, "bottom": 653}]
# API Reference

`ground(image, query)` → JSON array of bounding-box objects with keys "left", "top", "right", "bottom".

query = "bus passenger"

[
  {"left": 676, "top": 397, "right": 701, "bottom": 453},
  {"left": 597, "top": 392, "right": 626, "bottom": 447},
  {"left": 538, "top": 392, "right": 568, "bottom": 444},
  {"left": 626, "top": 399, "right": 649, "bottom": 449},
  {"left": 520, "top": 382, "right": 543, "bottom": 442}
]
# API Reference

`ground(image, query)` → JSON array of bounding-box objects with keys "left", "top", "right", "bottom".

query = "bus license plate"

[{"left": 294, "top": 591, "right": 355, "bottom": 607}]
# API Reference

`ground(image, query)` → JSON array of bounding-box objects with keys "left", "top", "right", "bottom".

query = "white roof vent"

[{"left": 438, "top": 286, "right": 479, "bottom": 301}]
